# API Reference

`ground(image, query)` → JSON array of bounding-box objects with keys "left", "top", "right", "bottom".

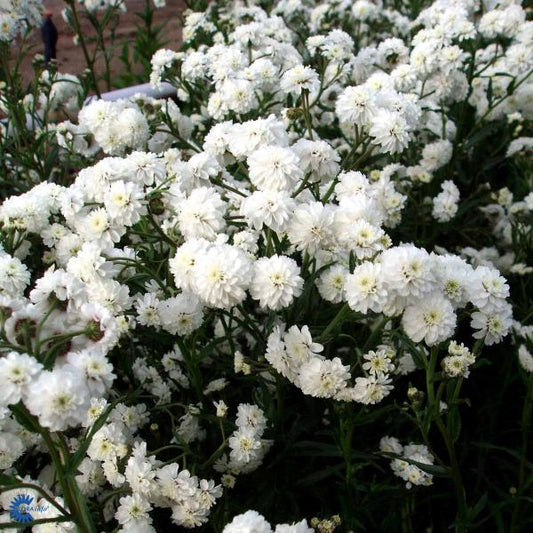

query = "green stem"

[
  {"left": 10, "top": 405, "right": 96, "bottom": 532},
  {"left": 201, "top": 438, "right": 228, "bottom": 470},
  {"left": 317, "top": 303, "right": 351, "bottom": 343},
  {"left": 435, "top": 415, "right": 468, "bottom": 533},
  {"left": 510, "top": 372, "right": 533, "bottom": 532},
  {"left": 0, "top": 516, "right": 74, "bottom": 529},
  {"left": 88, "top": 9, "right": 113, "bottom": 91},
  {"left": 339, "top": 411, "right": 354, "bottom": 484},
  {"left": 33, "top": 300, "right": 59, "bottom": 357},
  {"left": 425, "top": 347, "right": 468, "bottom": 532},
  {"left": 0, "top": 482, "right": 70, "bottom": 516},
  {"left": 56, "top": 436, "right": 96, "bottom": 533},
  {"left": 291, "top": 172, "right": 313, "bottom": 198},
  {"left": 67, "top": 0, "right": 101, "bottom": 97},
  {"left": 300, "top": 88, "right": 314, "bottom": 140},
  {"left": 147, "top": 208, "right": 178, "bottom": 248}
]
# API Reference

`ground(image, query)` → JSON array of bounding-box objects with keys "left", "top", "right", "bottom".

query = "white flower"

[
  {"left": 442, "top": 341, "right": 475, "bottom": 378},
  {"left": 247, "top": 146, "right": 303, "bottom": 192},
  {"left": 170, "top": 238, "right": 211, "bottom": 292},
  {"left": 442, "top": 355, "right": 470, "bottom": 378},
  {"left": 334, "top": 171, "right": 370, "bottom": 201},
  {"left": 380, "top": 436, "right": 403, "bottom": 455},
  {"left": 67, "top": 350, "right": 116, "bottom": 396},
  {"left": 156, "top": 463, "right": 197, "bottom": 502},
  {"left": 432, "top": 254, "right": 472, "bottom": 308},
  {"left": 31, "top": 496, "right": 76, "bottom": 531},
  {"left": 135, "top": 293, "right": 162, "bottom": 328},
  {"left": 402, "top": 292, "right": 456, "bottom": 346},
  {"left": 104, "top": 180, "right": 145, "bottom": 226},
  {"left": 381, "top": 245, "right": 435, "bottom": 300},
  {"left": 518, "top": 345, "right": 533, "bottom": 373},
  {"left": 507, "top": 137, "right": 533, "bottom": 157},
  {"left": 369, "top": 110, "right": 411, "bottom": 154},
  {"left": 421, "top": 140, "right": 453, "bottom": 171},
  {"left": 220, "top": 79, "right": 258, "bottom": 115},
  {"left": 0, "top": 254, "right": 30, "bottom": 297},
  {"left": 115, "top": 493, "right": 153, "bottom": 527},
  {"left": 250, "top": 255, "right": 303, "bottom": 311},
  {"left": 362, "top": 349, "right": 395, "bottom": 377},
  {"left": 233, "top": 230, "right": 259, "bottom": 256},
  {"left": 203, "top": 121, "right": 233, "bottom": 157},
  {"left": 334, "top": 197, "right": 385, "bottom": 240},
  {"left": 292, "top": 139, "right": 340, "bottom": 183},
  {"left": 186, "top": 152, "right": 221, "bottom": 189},
  {"left": 150, "top": 48, "right": 179, "bottom": 87},
  {"left": 432, "top": 180, "right": 460, "bottom": 223},
  {"left": 388, "top": 442, "right": 434, "bottom": 489},
  {"left": 157, "top": 292, "right": 204, "bottom": 336},
  {"left": 0, "top": 432, "right": 24, "bottom": 469},
  {"left": 235, "top": 403, "right": 267, "bottom": 434},
  {"left": 280, "top": 65, "right": 320, "bottom": 96},
  {"left": 25, "top": 366, "right": 90, "bottom": 431},
  {"left": 345, "top": 262, "right": 387, "bottom": 314},
  {"left": 298, "top": 357, "right": 350, "bottom": 398},
  {"left": 228, "top": 427, "right": 262, "bottom": 464},
  {"left": 284, "top": 325, "right": 324, "bottom": 365},
  {"left": 275, "top": 519, "right": 314, "bottom": 533},
  {"left": 335, "top": 86, "right": 376, "bottom": 127},
  {"left": 214, "top": 400, "right": 228, "bottom": 418},
  {"left": 245, "top": 58, "right": 279, "bottom": 90},
  {"left": 469, "top": 266, "right": 510, "bottom": 311},
  {"left": 265, "top": 326, "right": 293, "bottom": 380},
  {"left": 124, "top": 442, "right": 157, "bottom": 496},
  {"left": 178, "top": 187, "right": 226, "bottom": 241},
  {"left": 317, "top": 265, "right": 349, "bottom": 304},
  {"left": 0, "top": 352, "right": 42, "bottom": 407},
  {"left": 204, "top": 378, "right": 228, "bottom": 395},
  {"left": 351, "top": 374, "right": 393, "bottom": 404},
  {"left": 223, "top": 511, "right": 272, "bottom": 533},
  {"left": 193, "top": 244, "right": 253, "bottom": 309},
  {"left": 287, "top": 202, "right": 336, "bottom": 254},
  {"left": 240, "top": 190, "right": 296, "bottom": 232},
  {"left": 79, "top": 100, "right": 150, "bottom": 156},
  {"left": 471, "top": 303, "right": 513, "bottom": 346},
  {"left": 227, "top": 116, "right": 289, "bottom": 160}
]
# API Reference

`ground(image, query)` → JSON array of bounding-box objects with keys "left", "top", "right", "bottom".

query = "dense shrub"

[{"left": 0, "top": 0, "right": 532, "bottom": 531}]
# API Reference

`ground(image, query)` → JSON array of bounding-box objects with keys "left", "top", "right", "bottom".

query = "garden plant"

[{"left": 0, "top": 0, "right": 532, "bottom": 531}]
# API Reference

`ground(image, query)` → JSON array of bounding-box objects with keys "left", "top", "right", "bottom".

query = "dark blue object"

[{"left": 41, "top": 13, "right": 58, "bottom": 64}]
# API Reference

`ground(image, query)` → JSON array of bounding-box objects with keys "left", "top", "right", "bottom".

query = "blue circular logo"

[{"left": 9, "top": 494, "right": 34, "bottom": 523}]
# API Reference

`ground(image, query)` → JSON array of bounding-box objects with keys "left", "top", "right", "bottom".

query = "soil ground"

[{"left": 17, "top": 0, "right": 186, "bottom": 91}]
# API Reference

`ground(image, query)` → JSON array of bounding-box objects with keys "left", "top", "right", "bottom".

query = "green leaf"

[
  {"left": 506, "top": 77, "right": 516, "bottom": 96},
  {"left": 448, "top": 408, "right": 462, "bottom": 444},
  {"left": 295, "top": 463, "right": 344, "bottom": 486},
  {"left": 462, "top": 121, "right": 500, "bottom": 151},
  {"left": 381, "top": 452, "right": 451, "bottom": 477},
  {"left": 472, "top": 442, "right": 533, "bottom": 471},
  {"left": 468, "top": 492, "right": 488, "bottom": 521},
  {"left": 67, "top": 392, "right": 138, "bottom": 473},
  {"left": 11, "top": 403, "right": 41, "bottom": 433},
  {"left": 0, "top": 473, "right": 19, "bottom": 487},
  {"left": 290, "top": 440, "right": 343, "bottom": 457}
]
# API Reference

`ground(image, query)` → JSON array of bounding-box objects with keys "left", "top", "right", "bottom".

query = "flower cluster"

[
  {"left": 380, "top": 436, "right": 435, "bottom": 489},
  {"left": 0, "top": 0, "right": 532, "bottom": 530},
  {"left": 223, "top": 510, "right": 314, "bottom": 533},
  {"left": 0, "top": 0, "right": 42, "bottom": 41}
]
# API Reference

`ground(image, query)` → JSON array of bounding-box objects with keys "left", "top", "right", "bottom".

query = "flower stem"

[
  {"left": 317, "top": 303, "right": 351, "bottom": 343},
  {"left": 510, "top": 372, "right": 533, "bottom": 532},
  {"left": 300, "top": 88, "right": 314, "bottom": 140},
  {"left": 425, "top": 347, "right": 468, "bottom": 532}
]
